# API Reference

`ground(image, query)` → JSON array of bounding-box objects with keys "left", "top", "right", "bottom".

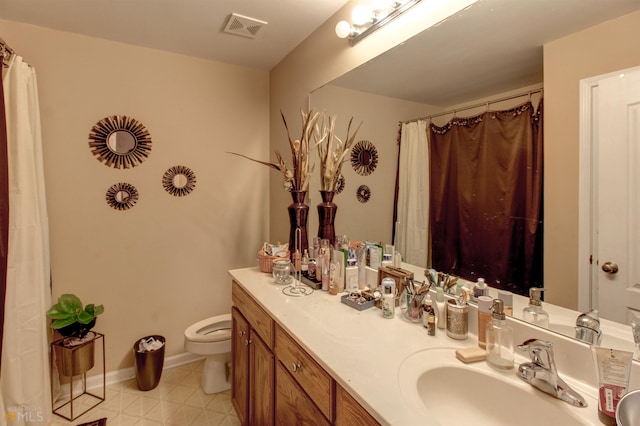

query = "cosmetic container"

[
  {"left": 435, "top": 287, "right": 446, "bottom": 329},
  {"left": 446, "top": 299, "right": 468, "bottom": 340},
  {"left": 422, "top": 293, "right": 436, "bottom": 335},
  {"left": 301, "top": 250, "right": 309, "bottom": 275},
  {"left": 486, "top": 299, "right": 514, "bottom": 370},
  {"left": 497, "top": 289, "right": 513, "bottom": 316},
  {"left": 345, "top": 257, "right": 358, "bottom": 292},
  {"left": 381, "top": 278, "right": 396, "bottom": 319},
  {"left": 477, "top": 296, "right": 493, "bottom": 349},
  {"left": 473, "top": 277, "right": 488, "bottom": 300}
]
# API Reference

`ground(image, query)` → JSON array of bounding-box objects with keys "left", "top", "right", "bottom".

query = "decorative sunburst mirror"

[
  {"left": 351, "top": 140, "right": 378, "bottom": 176},
  {"left": 162, "top": 165, "right": 197, "bottom": 197},
  {"left": 356, "top": 185, "right": 371, "bottom": 203},
  {"left": 88, "top": 116, "right": 152, "bottom": 169},
  {"left": 335, "top": 174, "right": 346, "bottom": 194},
  {"left": 106, "top": 182, "right": 139, "bottom": 210}
]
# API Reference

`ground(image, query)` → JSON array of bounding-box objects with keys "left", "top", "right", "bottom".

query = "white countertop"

[{"left": 229, "top": 266, "right": 607, "bottom": 425}]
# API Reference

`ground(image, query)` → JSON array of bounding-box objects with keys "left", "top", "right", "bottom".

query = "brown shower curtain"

[
  {"left": 0, "top": 69, "right": 8, "bottom": 368},
  {"left": 429, "top": 101, "right": 543, "bottom": 295}
]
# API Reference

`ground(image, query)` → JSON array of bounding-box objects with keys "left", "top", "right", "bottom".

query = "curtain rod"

[
  {"left": 401, "top": 87, "right": 543, "bottom": 125},
  {"left": 1, "top": 36, "right": 15, "bottom": 68}
]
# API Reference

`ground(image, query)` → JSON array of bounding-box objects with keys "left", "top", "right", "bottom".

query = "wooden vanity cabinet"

[
  {"left": 231, "top": 279, "right": 381, "bottom": 426},
  {"left": 274, "top": 323, "right": 334, "bottom": 423},
  {"left": 335, "top": 384, "right": 380, "bottom": 426},
  {"left": 231, "top": 282, "right": 275, "bottom": 425}
]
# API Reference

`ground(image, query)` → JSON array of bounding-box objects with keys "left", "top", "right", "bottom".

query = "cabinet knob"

[
  {"left": 244, "top": 339, "right": 252, "bottom": 346},
  {"left": 239, "top": 330, "right": 246, "bottom": 337},
  {"left": 291, "top": 362, "right": 301, "bottom": 372}
]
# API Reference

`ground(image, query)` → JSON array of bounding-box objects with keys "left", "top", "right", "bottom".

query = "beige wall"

[
  {"left": 544, "top": 10, "right": 640, "bottom": 309},
  {"left": 1, "top": 19, "right": 270, "bottom": 373}
]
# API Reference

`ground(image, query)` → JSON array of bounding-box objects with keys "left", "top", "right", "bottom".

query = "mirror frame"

[
  {"left": 162, "top": 165, "right": 197, "bottom": 197},
  {"left": 106, "top": 182, "right": 139, "bottom": 210},
  {"left": 88, "top": 115, "right": 152, "bottom": 169}
]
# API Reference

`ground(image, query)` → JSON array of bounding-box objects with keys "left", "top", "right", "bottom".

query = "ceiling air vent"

[{"left": 223, "top": 13, "right": 267, "bottom": 39}]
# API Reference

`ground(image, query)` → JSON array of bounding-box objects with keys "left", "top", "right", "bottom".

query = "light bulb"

[
  {"left": 335, "top": 21, "right": 352, "bottom": 39},
  {"left": 352, "top": 5, "right": 373, "bottom": 25}
]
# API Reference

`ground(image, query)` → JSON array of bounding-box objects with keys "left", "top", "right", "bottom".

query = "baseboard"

[{"left": 55, "top": 352, "right": 203, "bottom": 400}]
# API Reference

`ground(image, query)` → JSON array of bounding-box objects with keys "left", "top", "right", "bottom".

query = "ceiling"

[
  {"left": 0, "top": 0, "right": 350, "bottom": 70},
  {"left": 329, "top": 0, "right": 640, "bottom": 106},
  {"left": 2, "top": 0, "right": 640, "bottom": 105}
]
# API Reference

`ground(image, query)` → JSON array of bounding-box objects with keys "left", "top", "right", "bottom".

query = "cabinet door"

[
  {"left": 275, "top": 362, "right": 331, "bottom": 426},
  {"left": 335, "top": 384, "right": 380, "bottom": 426},
  {"left": 250, "top": 331, "right": 274, "bottom": 425},
  {"left": 231, "top": 307, "right": 250, "bottom": 424}
]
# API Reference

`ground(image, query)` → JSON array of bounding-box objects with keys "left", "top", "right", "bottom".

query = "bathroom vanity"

[{"left": 229, "top": 266, "right": 639, "bottom": 425}]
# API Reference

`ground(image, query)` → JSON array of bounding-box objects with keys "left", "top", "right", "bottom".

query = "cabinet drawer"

[
  {"left": 232, "top": 280, "right": 274, "bottom": 349},
  {"left": 275, "top": 324, "right": 334, "bottom": 421},
  {"left": 275, "top": 362, "right": 331, "bottom": 426}
]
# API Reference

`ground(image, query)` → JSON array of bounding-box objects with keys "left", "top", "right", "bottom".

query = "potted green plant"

[{"left": 47, "top": 294, "right": 104, "bottom": 376}]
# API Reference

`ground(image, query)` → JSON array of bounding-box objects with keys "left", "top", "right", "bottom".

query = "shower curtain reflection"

[
  {"left": 395, "top": 120, "right": 430, "bottom": 266},
  {"left": 429, "top": 101, "right": 543, "bottom": 296},
  {"left": 1, "top": 53, "right": 52, "bottom": 425}
]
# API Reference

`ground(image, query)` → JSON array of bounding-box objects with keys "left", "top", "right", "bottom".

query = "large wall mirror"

[{"left": 310, "top": 0, "right": 640, "bottom": 354}]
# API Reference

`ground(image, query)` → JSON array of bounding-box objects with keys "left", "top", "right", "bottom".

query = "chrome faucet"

[
  {"left": 575, "top": 309, "right": 602, "bottom": 345},
  {"left": 517, "top": 339, "right": 588, "bottom": 407}
]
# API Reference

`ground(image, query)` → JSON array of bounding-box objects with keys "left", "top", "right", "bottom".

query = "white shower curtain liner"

[
  {"left": 0, "top": 55, "right": 52, "bottom": 425},
  {"left": 397, "top": 120, "right": 429, "bottom": 267}
]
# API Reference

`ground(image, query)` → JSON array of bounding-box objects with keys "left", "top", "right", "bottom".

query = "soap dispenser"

[
  {"left": 486, "top": 299, "right": 514, "bottom": 370},
  {"left": 522, "top": 288, "right": 549, "bottom": 328}
]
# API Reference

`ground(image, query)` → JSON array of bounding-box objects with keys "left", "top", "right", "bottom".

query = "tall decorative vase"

[
  {"left": 317, "top": 190, "right": 337, "bottom": 246},
  {"left": 288, "top": 190, "right": 309, "bottom": 260}
]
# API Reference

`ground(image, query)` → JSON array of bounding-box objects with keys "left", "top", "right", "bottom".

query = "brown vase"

[
  {"left": 288, "top": 190, "right": 309, "bottom": 260},
  {"left": 317, "top": 190, "right": 337, "bottom": 246}
]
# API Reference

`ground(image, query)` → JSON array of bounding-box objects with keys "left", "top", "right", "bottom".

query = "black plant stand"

[{"left": 51, "top": 332, "right": 105, "bottom": 421}]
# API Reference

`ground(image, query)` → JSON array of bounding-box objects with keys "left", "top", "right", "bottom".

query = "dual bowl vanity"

[{"left": 229, "top": 265, "right": 640, "bottom": 425}]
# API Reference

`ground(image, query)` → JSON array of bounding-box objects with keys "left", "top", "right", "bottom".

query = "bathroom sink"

[{"left": 397, "top": 348, "right": 595, "bottom": 426}]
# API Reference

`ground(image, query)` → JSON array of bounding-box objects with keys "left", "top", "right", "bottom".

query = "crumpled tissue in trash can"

[{"left": 138, "top": 336, "right": 164, "bottom": 352}]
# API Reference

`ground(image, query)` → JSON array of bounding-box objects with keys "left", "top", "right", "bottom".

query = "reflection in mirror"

[
  {"left": 106, "top": 182, "right": 139, "bottom": 211},
  {"left": 107, "top": 130, "right": 136, "bottom": 154},
  {"left": 162, "top": 165, "right": 196, "bottom": 197},
  {"left": 309, "top": 0, "right": 640, "bottom": 353},
  {"left": 88, "top": 115, "right": 152, "bottom": 169},
  {"left": 351, "top": 140, "right": 378, "bottom": 176}
]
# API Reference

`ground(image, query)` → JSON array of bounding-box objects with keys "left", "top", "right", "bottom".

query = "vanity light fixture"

[{"left": 335, "top": 0, "right": 424, "bottom": 45}]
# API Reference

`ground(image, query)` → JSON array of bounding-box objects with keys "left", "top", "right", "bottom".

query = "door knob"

[{"left": 602, "top": 262, "right": 619, "bottom": 274}]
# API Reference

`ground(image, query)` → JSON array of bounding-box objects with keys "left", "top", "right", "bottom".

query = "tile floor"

[{"left": 49, "top": 360, "right": 240, "bottom": 426}]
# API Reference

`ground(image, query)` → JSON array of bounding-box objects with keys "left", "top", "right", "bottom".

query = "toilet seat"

[{"left": 184, "top": 314, "right": 232, "bottom": 343}]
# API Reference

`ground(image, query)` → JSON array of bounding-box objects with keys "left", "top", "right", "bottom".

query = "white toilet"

[{"left": 184, "top": 313, "right": 232, "bottom": 394}]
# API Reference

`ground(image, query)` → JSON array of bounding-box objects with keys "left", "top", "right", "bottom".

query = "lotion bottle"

[
  {"left": 486, "top": 299, "right": 514, "bottom": 370},
  {"left": 473, "top": 278, "right": 488, "bottom": 300},
  {"left": 435, "top": 287, "right": 446, "bottom": 329},
  {"left": 422, "top": 293, "right": 436, "bottom": 335},
  {"left": 477, "top": 296, "right": 493, "bottom": 349},
  {"left": 345, "top": 250, "right": 358, "bottom": 292},
  {"left": 522, "top": 288, "right": 549, "bottom": 328}
]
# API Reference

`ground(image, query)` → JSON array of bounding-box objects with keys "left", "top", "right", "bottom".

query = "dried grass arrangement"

[
  {"left": 229, "top": 110, "right": 321, "bottom": 192},
  {"left": 314, "top": 114, "right": 361, "bottom": 192}
]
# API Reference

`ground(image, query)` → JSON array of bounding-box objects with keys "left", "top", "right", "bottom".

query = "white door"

[{"left": 592, "top": 67, "right": 640, "bottom": 324}]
